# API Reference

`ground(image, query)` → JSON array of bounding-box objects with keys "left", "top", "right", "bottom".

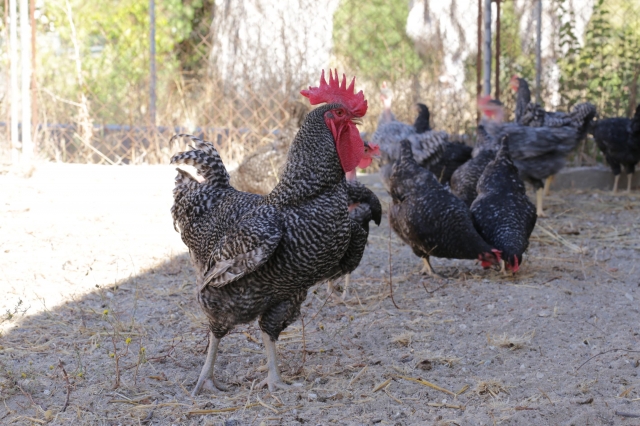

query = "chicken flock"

[{"left": 170, "top": 70, "right": 640, "bottom": 395}]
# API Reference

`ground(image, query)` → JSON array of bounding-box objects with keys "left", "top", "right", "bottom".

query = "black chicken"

[
  {"left": 470, "top": 135, "right": 537, "bottom": 273},
  {"left": 171, "top": 70, "right": 379, "bottom": 395},
  {"left": 450, "top": 125, "right": 498, "bottom": 206},
  {"left": 589, "top": 104, "right": 640, "bottom": 193},
  {"left": 374, "top": 101, "right": 471, "bottom": 188},
  {"left": 511, "top": 75, "right": 579, "bottom": 128},
  {"left": 388, "top": 140, "right": 501, "bottom": 276},
  {"left": 479, "top": 96, "right": 596, "bottom": 216}
]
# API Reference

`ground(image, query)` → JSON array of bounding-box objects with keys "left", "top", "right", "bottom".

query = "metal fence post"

[
  {"left": 494, "top": 0, "right": 500, "bottom": 100},
  {"left": 477, "top": 0, "right": 482, "bottom": 122},
  {"left": 535, "top": 0, "right": 542, "bottom": 104},
  {"left": 31, "top": 0, "right": 37, "bottom": 150},
  {"left": 483, "top": 0, "right": 492, "bottom": 96},
  {"left": 149, "top": 0, "right": 157, "bottom": 158},
  {"left": 149, "top": 0, "right": 156, "bottom": 129},
  {"left": 9, "top": 0, "right": 18, "bottom": 163},
  {"left": 20, "top": 0, "right": 32, "bottom": 162}
]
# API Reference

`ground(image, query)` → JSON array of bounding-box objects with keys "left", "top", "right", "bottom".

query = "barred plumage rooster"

[{"left": 171, "top": 70, "right": 379, "bottom": 395}]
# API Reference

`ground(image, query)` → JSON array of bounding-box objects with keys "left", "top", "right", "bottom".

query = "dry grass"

[
  {"left": 475, "top": 380, "right": 510, "bottom": 399},
  {"left": 488, "top": 331, "right": 536, "bottom": 350}
]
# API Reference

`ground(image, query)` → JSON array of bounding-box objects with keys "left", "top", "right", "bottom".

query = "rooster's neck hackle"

[{"left": 266, "top": 104, "right": 345, "bottom": 205}]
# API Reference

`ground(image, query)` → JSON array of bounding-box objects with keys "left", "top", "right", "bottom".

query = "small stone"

[
  {"left": 520, "top": 364, "right": 525, "bottom": 370},
  {"left": 308, "top": 393, "right": 317, "bottom": 400},
  {"left": 417, "top": 359, "right": 433, "bottom": 371},
  {"left": 459, "top": 324, "right": 467, "bottom": 330},
  {"left": 43, "top": 389, "right": 50, "bottom": 395},
  {"left": 538, "top": 310, "right": 551, "bottom": 317},
  {"left": 106, "top": 292, "right": 114, "bottom": 298},
  {"left": 487, "top": 304, "right": 494, "bottom": 310},
  {"left": 536, "top": 372, "right": 544, "bottom": 379},
  {"left": 625, "top": 293, "right": 634, "bottom": 302}
]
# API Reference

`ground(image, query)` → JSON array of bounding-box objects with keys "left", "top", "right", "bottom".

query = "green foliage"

[
  {"left": 556, "top": 0, "right": 640, "bottom": 117},
  {"left": 495, "top": 1, "right": 536, "bottom": 113},
  {"left": 332, "top": 0, "right": 423, "bottom": 84},
  {"left": 38, "top": 0, "right": 206, "bottom": 124}
]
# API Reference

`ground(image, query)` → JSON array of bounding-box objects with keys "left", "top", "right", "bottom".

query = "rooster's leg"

[
  {"left": 613, "top": 175, "right": 620, "bottom": 194},
  {"left": 544, "top": 176, "right": 554, "bottom": 196},
  {"left": 499, "top": 259, "right": 506, "bottom": 274},
  {"left": 341, "top": 273, "right": 350, "bottom": 300},
  {"left": 258, "top": 332, "right": 290, "bottom": 392},
  {"left": 627, "top": 172, "right": 634, "bottom": 193},
  {"left": 327, "top": 280, "right": 335, "bottom": 296},
  {"left": 536, "top": 188, "right": 546, "bottom": 217},
  {"left": 420, "top": 257, "right": 442, "bottom": 278},
  {"left": 192, "top": 331, "right": 228, "bottom": 396}
]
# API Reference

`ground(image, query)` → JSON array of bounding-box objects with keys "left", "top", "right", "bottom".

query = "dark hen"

[
  {"left": 388, "top": 140, "right": 501, "bottom": 276},
  {"left": 450, "top": 125, "right": 497, "bottom": 206},
  {"left": 375, "top": 101, "right": 470, "bottom": 188},
  {"left": 470, "top": 136, "right": 537, "bottom": 273},
  {"left": 589, "top": 104, "right": 640, "bottom": 193},
  {"left": 511, "top": 75, "right": 589, "bottom": 129},
  {"left": 171, "top": 71, "right": 379, "bottom": 395},
  {"left": 479, "top": 97, "right": 596, "bottom": 216}
]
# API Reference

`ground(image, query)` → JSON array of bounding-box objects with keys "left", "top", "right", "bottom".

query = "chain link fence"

[{"left": 0, "top": 0, "right": 638, "bottom": 166}]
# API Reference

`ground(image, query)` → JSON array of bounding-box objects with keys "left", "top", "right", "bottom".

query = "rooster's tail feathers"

[{"left": 170, "top": 134, "right": 230, "bottom": 188}]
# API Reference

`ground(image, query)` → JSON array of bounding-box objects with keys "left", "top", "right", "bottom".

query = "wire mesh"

[{"left": 0, "top": 0, "right": 638, "bottom": 166}]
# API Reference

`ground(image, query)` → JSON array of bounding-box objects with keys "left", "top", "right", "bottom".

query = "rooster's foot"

[
  {"left": 200, "top": 377, "right": 229, "bottom": 393},
  {"left": 257, "top": 375, "right": 291, "bottom": 392},
  {"left": 192, "top": 332, "right": 226, "bottom": 397}
]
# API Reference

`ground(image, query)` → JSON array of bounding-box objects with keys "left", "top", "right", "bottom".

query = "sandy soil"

[{"left": 1, "top": 163, "right": 639, "bottom": 425}]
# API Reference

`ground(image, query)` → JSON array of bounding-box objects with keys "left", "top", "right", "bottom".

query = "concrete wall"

[{"left": 551, "top": 166, "right": 639, "bottom": 191}]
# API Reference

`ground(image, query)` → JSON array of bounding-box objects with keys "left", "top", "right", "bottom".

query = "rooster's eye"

[{"left": 335, "top": 110, "right": 344, "bottom": 117}]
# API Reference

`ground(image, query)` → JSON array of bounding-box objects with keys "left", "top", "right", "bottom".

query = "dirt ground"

[{"left": 1, "top": 162, "right": 640, "bottom": 426}]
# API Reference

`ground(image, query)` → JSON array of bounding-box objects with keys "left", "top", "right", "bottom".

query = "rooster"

[
  {"left": 589, "top": 104, "right": 640, "bottom": 193},
  {"left": 388, "top": 140, "right": 501, "bottom": 277},
  {"left": 470, "top": 135, "right": 537, "bottom": 273},
  {"left": 171, "top": 70, "right": 379, "bottom": 395},
  {"left": 328, "top": 142, "right": 382, "bottom": 300},
  {"left": 479, "top": 96, "right": 596, "bottom": 217}
]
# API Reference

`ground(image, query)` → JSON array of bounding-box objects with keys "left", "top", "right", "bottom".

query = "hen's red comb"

[{"left": 301, "top": 69, "right": 368, "bottom": 117}]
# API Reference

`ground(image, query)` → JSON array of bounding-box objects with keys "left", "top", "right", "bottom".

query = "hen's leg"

[
  {"left": 341, "top": 273, "right": 351, "bottom": 300},
  {"left": 420, "top": 257, "right": 442, "bottom": 278},
  {"left": 258, "top": 332, "right": 290, "bottom": 391},
  {"left": 192, "top": 331, "right": 228, "bottom": 396},
  {"left": 627, "top": 172, "right": 634, "bottom": 193},
  {"left": 543, "top": 175, "right": 554, "bottom": 196},
  {"left": 613, "top": 175, "right": 620, "bottom": 194},
  {"left": 536, "top": 188, "right": 546, "bottom": 217}
]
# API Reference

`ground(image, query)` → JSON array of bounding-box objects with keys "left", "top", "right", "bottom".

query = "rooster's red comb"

[{"left": 301, "top": 69, "right": 368, "bottom": 117}]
